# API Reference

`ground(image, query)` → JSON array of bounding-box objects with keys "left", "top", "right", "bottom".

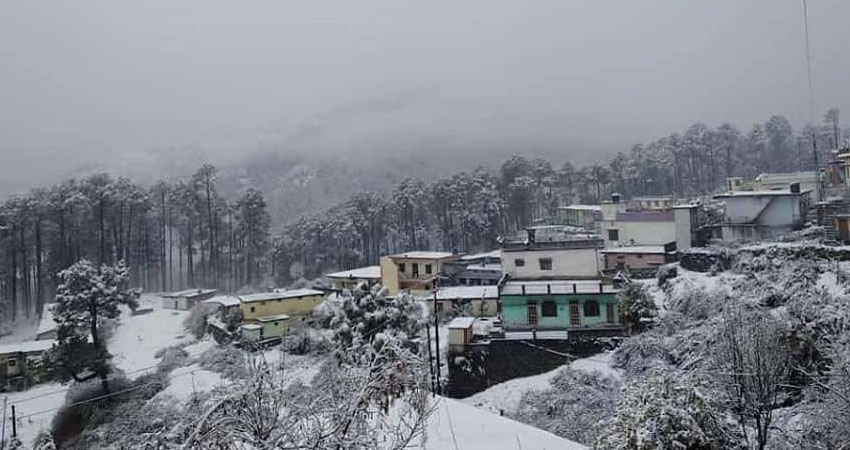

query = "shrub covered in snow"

[
  {"left": 183, "top": 305, "right": 208, "bottom": 339},
  {"left": 596, "top": 370, "right": 742, "bottom": 450},
  {"left": 512, "top": 368, "right": 620, "bottom": 445},
  {"left": 617, "top": 283, "right": 658, "bottom": 334}
]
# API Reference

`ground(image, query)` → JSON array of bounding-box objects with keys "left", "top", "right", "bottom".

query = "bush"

[
  {"left": 512, "top": 368, "right": 620, "bottom": 445},
  {"left": 183, "top": 305, "right": 208, "bottom": 339},
  {"left": 280, "top": 326, "right": 331, "bottom": 355},
  {"left": 617, "top": 283, "right": 657, "bottom": 334},
  {"left": 596, "top": 371, "right": 742, "bottom": 450}
]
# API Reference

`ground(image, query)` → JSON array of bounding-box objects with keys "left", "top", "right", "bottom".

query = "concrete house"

[
  {"left": 499, "top": 280, "right": 619, "bottom": 332},
  {"left": 0, "top": 340, "right": 55, "bottom": 390},
  {"left": 379, "top": 251, "right": 461, "bottom": 295},
  {"left": 600, "top": 245, "right": 675, "bottom": 278},
  {"left": 599, "top": 195, "right": 676, "bottom": 248},
  {"left": 324, "top": 265, "right": 381, "bottom": 291},
  {"left": 423, "top": 285, "right": 499, "bottom": 318},
  {"left": 557, "top": 205, "right": 602, "bottom": 230},
  {"left": 714, "top": 186, "right": 810, "bottom": 241},
  {"left": 501, "top": 227, "right": 603, "bottom": 280},
  {"left": 241, "top": 289, "right": 324, "bottom": 321},
  {"left": 443, "top": 250, "right": 502, "bottom": 287},
  {"left": 161, "top": 289, "right": 218, "bottom": 310}
]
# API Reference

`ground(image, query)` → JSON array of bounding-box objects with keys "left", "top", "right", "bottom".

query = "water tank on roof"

[{"left": 611, "top": 193, "right": 621, "bottom": 203}]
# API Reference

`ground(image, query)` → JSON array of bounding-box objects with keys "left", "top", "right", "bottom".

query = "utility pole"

[
  {"left": 10, "top": 405, "right": 15, "bottom": 439},
  {"left": 433, "top": 291, "right": 441, "bottom": 396},
  {"left": 426, "top": 324, "right": 436, "bottom": 396},
  {"left": 1, "top": 396, "right": 7, "bottom": 450}
]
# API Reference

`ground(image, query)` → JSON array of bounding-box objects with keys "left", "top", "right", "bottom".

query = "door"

[
  {"left": 526, "top": 303, "right": 538, "bottom": 328},
  {"left": 606, "top": 303, "right": 615, "bottom": 323},
  {"left": 569, "top": 302, "right": 581, "bottom": 327}
]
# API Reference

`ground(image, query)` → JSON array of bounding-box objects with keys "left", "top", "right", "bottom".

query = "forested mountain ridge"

[{"left": 0, "top": 110, "right": 845, "bottom": 325}]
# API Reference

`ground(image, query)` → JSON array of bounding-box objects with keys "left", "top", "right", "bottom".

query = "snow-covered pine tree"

[{"left": 51, "top": 259, "right": 139, "bottom": 391}]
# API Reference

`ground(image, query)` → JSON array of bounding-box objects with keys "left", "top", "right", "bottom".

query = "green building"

[{"left": 500, "top": 280, "right": 620, "bottom": 331}]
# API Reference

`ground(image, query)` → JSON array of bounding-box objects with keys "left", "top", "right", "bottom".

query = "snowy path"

[{"left": 424, "top": 397, "right": 586, "bottom": 450}]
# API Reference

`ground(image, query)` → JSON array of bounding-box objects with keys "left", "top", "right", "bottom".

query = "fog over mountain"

[{"left": 1, "top": 0, "right": 849, "bottom": 197}]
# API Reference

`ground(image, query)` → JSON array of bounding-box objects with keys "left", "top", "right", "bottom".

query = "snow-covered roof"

[
  {"left": 388, "top": 251, "right": 458, "bottom": 260},
  {"left": 464, "top": 263, "right": 502, "bottom": 272},
  {"left": 557, "top": 204, "right": 602, "bottom": 212},
  {"left": 425, "top": 397, "right": 586, "bottom": 450},
  {"left": 37, "top": 303, "right": 57, "bottom": 336},
  {"left": 715, "top": 190, "right": 810, "bottom": 198},
  {"left": 431, "top": 286, "right": 499, "bottom": 300},
  {"left": 242, "top": 289, "right": 324, "bottom": 303},
  {"left": 460, "top": 250, "right": 501, "bottom": 261},
  {"left": 324, "top": 265, "right": 381, "bottom": 280},
  {"left": 240, "top": 324, "right": 262, "bottom": 331},
  {"left": 256, "top": 314, "right": 291, "bottom": 322},
  {"left": 203, "top": 295, "right": 241, "bottom": 307},
  {"left": 0, "top": 340, "right": 55, "bottom": 355},
  {"left": 448, "top": 317, "right": 476, "bottom": 329},
  {"left": 501, "top": 279, "right": 617, "bottom": 295},
  {"left": 162, "top": 288, "right": 218, "bottom": 298},
  {"left": 600, "top": 246, "right": 669, "bottom": 255}
]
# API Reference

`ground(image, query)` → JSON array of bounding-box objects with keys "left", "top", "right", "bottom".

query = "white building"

[
  {"left": 599, "top": 198, "right": 676, "bottom": 248},
  {"left": 500, "top": 227, "right": 603, "bottom": 279},
  {"left": 714, "top": 188, "right": 810, "bottom": 241}
]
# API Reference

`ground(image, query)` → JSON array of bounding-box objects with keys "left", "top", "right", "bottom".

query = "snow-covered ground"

[
  {"left": 2, "top": 382, "right": 67, "bottom": 447},
  {"left": 425, "top": 397, "right": 586, "bottom": 450},
  {"left": 4, "top": 293, "right": 196, "bottom": 449},
  {"left": 463, "top": 351, "right": 620, "bottom": 415},
  {"left": 109, "top": 294, "right": 195, "bottom": 379}
]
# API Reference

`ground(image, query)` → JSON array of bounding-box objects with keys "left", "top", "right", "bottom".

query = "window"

[
  {"left": 515, "top": 258, "right": 525, "bottom": 267},
  {"left": 436, "top": 302, "right": 444, "bottom": 313},
  {"left": 425, "top": 264, "right": 432, "bottom": 275},
  {"left": 398, "top": 263, "right": 406, "bottom": 273},
  {"left": 412, "top": 263, "right": 419, "bottom": 277},
  {"left": 538, "top": 258, "right": 553, "bottom": 271},
  {"left": 608, "top": 229, "right": 619, "bottom": 241},
  {"left": 250, "top": 306, "right": 256, "bottom": 313},
  {"left": 636, "top": 254, "right": 643, "bottom": 259},
  {"left": 584, "top": 301, "right": 600, "bottom": 317},
  {"left": 7, "top": 359, "right": 16, "bottom": 367},
  {"left": 274, "top": 322, "right": 279, "bottom": 326},
  {"left": 541, "top": 301, "right": 558, "bottom": 317}
]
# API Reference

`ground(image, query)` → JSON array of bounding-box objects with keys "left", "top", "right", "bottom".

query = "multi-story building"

[
  {"left": 714, "top": 185, "right": 810, "bottom": 241},
  {"left": 501, "top": 226, "right": 603, "bottom": 280},
  {"left": 379, "top": 251, "right": 461, "bottom": 295},
  {"left": 599, "top": 195, "right": 676, "bottom": 248},
  {"left": 557, "top": 205, "right": 602, "bottom": 230}
]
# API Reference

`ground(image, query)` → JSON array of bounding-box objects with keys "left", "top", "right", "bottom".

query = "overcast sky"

[{"left": 1, "top": 0, "right": 848, "bottom": 192}]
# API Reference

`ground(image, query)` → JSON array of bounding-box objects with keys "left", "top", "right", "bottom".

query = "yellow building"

[
  {"left": 380, "top": 251, "right": 461, "bottom": 295},
  {"left": 239, "top": 289, "right": 325, "bottom": 340}
]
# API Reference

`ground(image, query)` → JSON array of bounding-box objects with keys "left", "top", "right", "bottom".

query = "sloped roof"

[
  {"left": 162, "top": 289, "right": 218, "bottom": 298},
  {"left": 0, "top": 340, "right": 55, "bottom": 355},
  {"left": 203, "top": 295, "right": 241, "bottom": 307}
]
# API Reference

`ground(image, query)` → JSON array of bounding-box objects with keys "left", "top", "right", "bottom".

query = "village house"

[
  {"left": 422, "top": 285, "right": 499, "bottom": 318},
  {"left": 379, "top": 251, "right": 461, "bottom": 295},
  {"left": 203, "top": 295, "right": 241, "bottom": 323},
  {"left": 238, "top": 289, "right": 324, "bottom": 341},
  {"left": 447, "top": 317, "right": 476, "bottom": 352},
  {"left": 557, "top": 205, "right": 602, "bottom": 230},
  {"left": 0, "top": 340, "right": 55, "bottom": 390},
  {"left": 324, "top": 265, "right": 381, "bottom": 290},
  {"left": 161, "top": 288, "right": 218, "bottom": 310},
  {"left": 599, "top": 194, "right": 676, "bottom": 248},
  {"left": 499, "top": 280, "right": 619, "bottom": 332},
  {"left": 599, "top": 245, "right": 675, "bottom": 278},
  {"left": 443, "top": 250, "right": 502, "bottom": 287},
  {"left": 501, "top": 227, "right": 603, "bottom": 280},
  {"left": 714, "top": 184, "right": 810, "bottom": 241}
]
